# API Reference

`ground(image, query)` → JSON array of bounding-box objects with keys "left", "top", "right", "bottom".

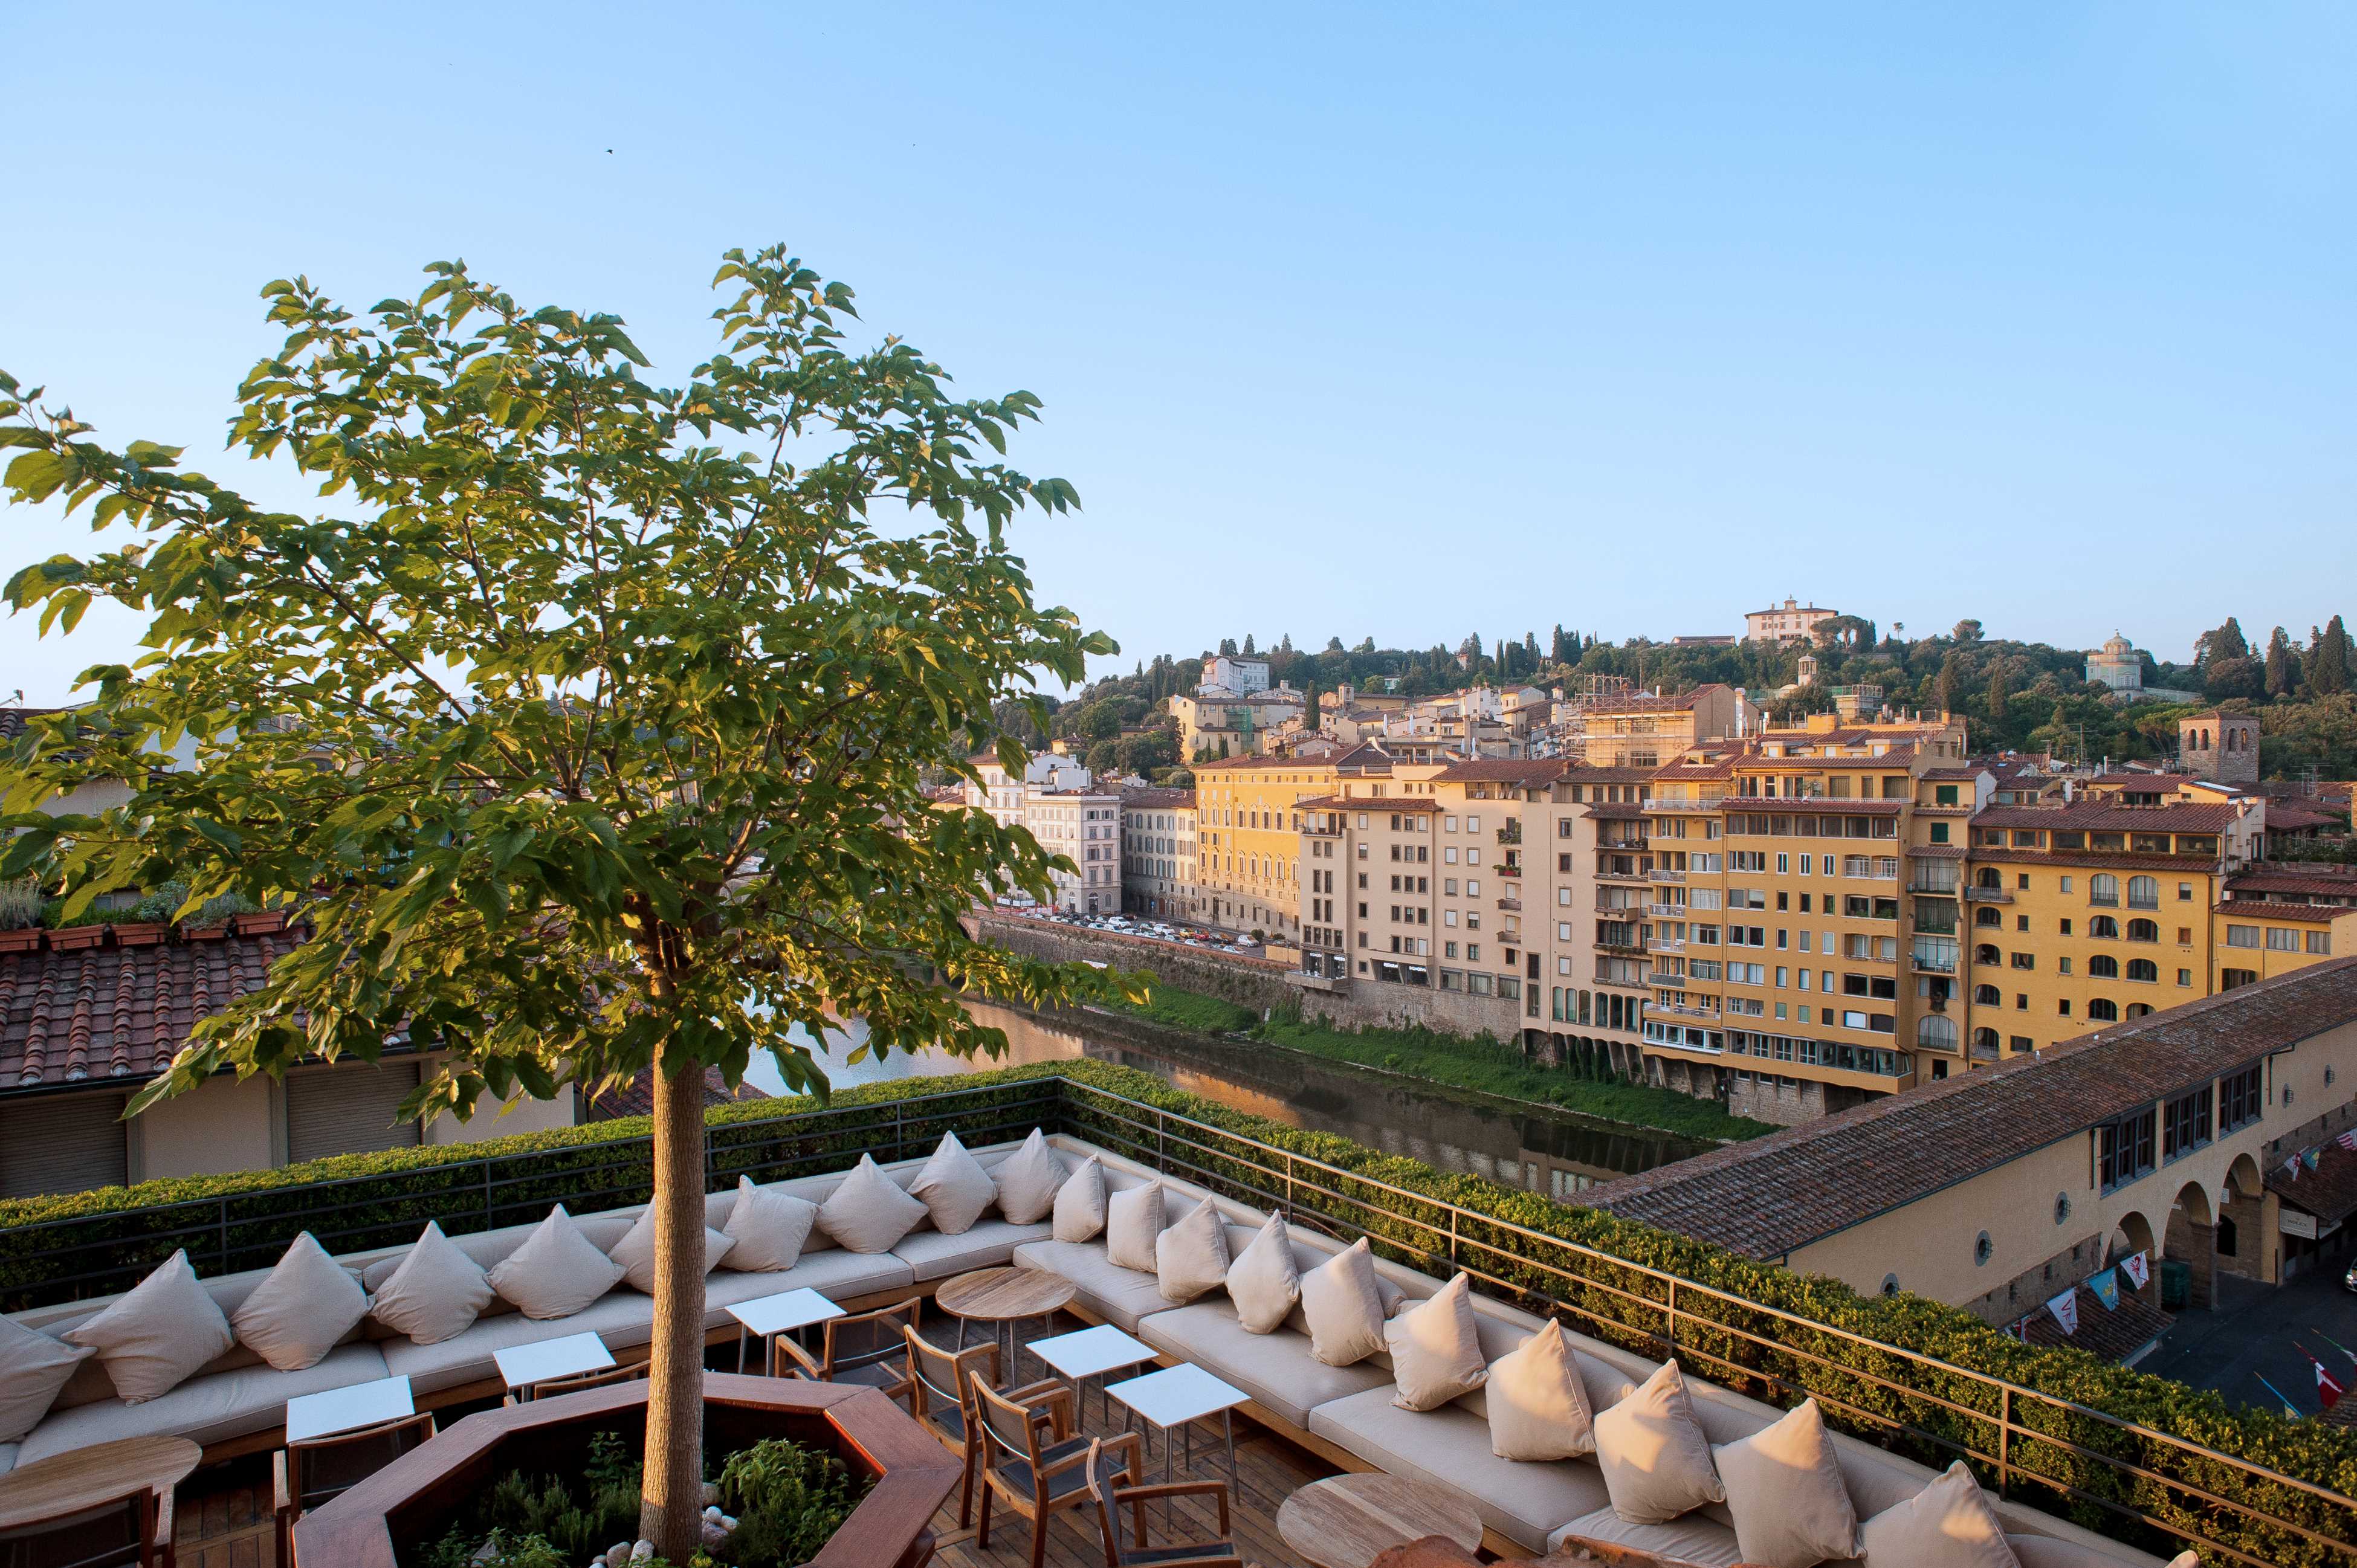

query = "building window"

[
  {"left": 2220, "top": 1063, "right": 2262, "bottom": 1132},
  {"left": 2097, "top": 1109, "right": 2156, "bottom": 1193},
  {"left": 2087, "top": 998, "right": 2117, "bottom": 1022},
  {"left": 2310, "top": 931, "right": 2334, "bottom": 955},
  {"left": 2054, "top": 1193, "right": 2071, "bottom": 1225},
  {"left": 2090, "top": 874, "right": 2119, "bottom": 907},
  {"left": 2266, "top": 928, "right": 2299, "bottom": 952},
  {"left": 1974, "top": 1231, "right": 1993, "bottom": 1266},
  {"left": 2226, "top": 924, "right": 2259, "bottom": 949},
  {"left": 2162, "top": 1085, "right": 2213, "bottom": 1161}
]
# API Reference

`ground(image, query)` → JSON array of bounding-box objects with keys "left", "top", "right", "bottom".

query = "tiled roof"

[
  {"left": 1584, "top": 958, "right": 2357, "bottom": 1260},
  {"left": 586, "top": 1065, "right": 768, "bottom": 1121},
  {"left": 2213, "top": 900, "right": 2352, "bottom": 924},
  {"left": 1588, "top": 802, "right": 1648, "bottom": 820},
  {"left": 1974, "top": 850, "right": 2218, "bottom": 873},
  {"left": 1119, "top": 787, "right": 1196, "bottom": 809},
  {"left": 0, "top": 707, "right": 72, "bottom": 741},
  {"left": 1970, "top": 802, "right": 2245, "bottom": 831},
  {"left": 1913, "top": 844, "right": 1966, "bottom": 859},
  {"left": 2089, "top": 773, "right": 2197, "bottom": 789},
  {"left": 1331, "top": 744, "right": 1396, "bottom": 771},
  {"left": 1433, "top": 759, "right": 1564, "bottom": 784},
  {"left": 2265, "top": 1141, "right": 2357, "bottom": 1229},
  {"left": 1560, "top": 766, "right": 1661, "bottom": 784},
  {"left": 1192, "top": 756, "right": 1334, "bottom": 773},
  {"left": 2223, "top": 868, "right": 2357, "bottom": 899},
  {"left": 2266, "top": 803, "right": 2344, "bottom": 831},
  {"left": 0, "top": 926, "right": 303, "bottom": 1092},
  {"left": 1298, "top": 794, "right": 1446, "bottom": 815},
  {"left": 2018, "top": 1280, "right": 2173, "bottom": 1364}
]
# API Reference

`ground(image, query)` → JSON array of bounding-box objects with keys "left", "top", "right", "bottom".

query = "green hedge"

[{"left": 5, "top": 1060, "right": 2351, "bottom": 1564}]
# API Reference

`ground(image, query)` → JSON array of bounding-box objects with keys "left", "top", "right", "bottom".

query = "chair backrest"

[
  {"left": 972, "top": 1379, "right": 1051, "bottom": 1479},
  {"left": 1081, "top": 1439, "right": 1131, "bottom": 1567},
  {"left": 529, "top": 1360, "right": 648, "bottom": 1399},
  {"left": 826, "top": 1296, "right": 920, "bottom": 1377},
  {"left": 289, "top": 1411, "right": 438, "bottom": 1514},
  {"left": 903, "top": 1325, "right": 995, "bottom": 1433}
]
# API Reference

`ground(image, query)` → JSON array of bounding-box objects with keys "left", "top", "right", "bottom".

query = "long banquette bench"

[{"left": 1, "top": 1132, "right": 2182, "bottom": 1567}]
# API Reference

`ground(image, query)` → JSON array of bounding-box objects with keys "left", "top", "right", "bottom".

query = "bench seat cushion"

[
  {"left": 1010, "top": 1239, "right": 1171, "bottom": 1332},
  {"left": 891, "top": 1221, "right": 1053, "bottom": 1283},
  {"left": 381, "top": 1292, "right": 655, "bottom": 1396},
  {"left": 1308, "top": 1384, "right": 1612, "bottom": 1553},
  {"left": 1547, "top": 1503, "right": 1744, "bottom": 1567},
  {"left": 0, "top": 1442, "right": 16, "bottom": 1475},
  {"left": 700, "top": 1251, "right": 917, "bottom": 1326},
  {"left": 1137, "top": 1301, "right": 1392, "bottom": 1432},
  {"left": 16, "top": 1343, "right": 392, "bottom": 1465}
]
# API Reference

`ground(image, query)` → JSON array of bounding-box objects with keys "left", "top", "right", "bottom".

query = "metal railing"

[{"left": 1053, "top": 1079, "right": 2353, "bottom": 1568}]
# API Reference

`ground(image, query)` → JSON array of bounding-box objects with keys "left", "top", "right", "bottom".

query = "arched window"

[
  {"left": 1976, "top": 867, "right": 2003, "bottom": 889},
  {"left": 2127, "top": 958, "right": 2158, "bottom": 983},
  {"left": 1976, "top": 907, "right": 2002, "bottom": 928},
  {"left": 2125, "top": 1002, "right": 2153, "bottom": 1019},
  {"left": 2088, "top": 998, "right": 2119, "bottom": 1021},
  {"left": 2090, "top": 874, "right": 2119, "bottom": 906},
  {"left": 1918, "top": 1015, "right": 1958, "bottom": 1051},
  {"left": 2126, "top": 918, "right": 2158, "bottom": 943},
  {"left": 1975, "top": 944, "right": 2001, "bottom": 967},
  {"left": 2090, "top": 915, "right": 2119, "bottom": 940},
  {"left": 2128, "top": 876, "right": 2158, "bottom": 909},
  {"left": 2089, "top": 954, "right": 2119, "bottom": 978},
  {"left": 1974, "top": 984, "right": 2001, "bottom": 1005},
  {"left": 1973, "top": 1026, "right": 2000, "bottom": 1051}
]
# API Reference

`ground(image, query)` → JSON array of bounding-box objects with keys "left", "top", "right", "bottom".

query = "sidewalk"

[{"left": 2139, "top": 1262, "right": 2357, "bottom": 1418}]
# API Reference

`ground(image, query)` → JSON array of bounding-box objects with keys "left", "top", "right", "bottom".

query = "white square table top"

[
  {"left": 1029, "top": 1324, "right": 1157, "bottom": 1382},
  {"left": 285, "top": 1373, "right": 414, "bottom": 1444},
  {"left": 1106, "top": 1362, "right": 1247, "bottom": 1428},
  {"left": 493, "top": 1330, "right": 615, "bottom": 1391},
  {"left": 726, "top": 1287, "right": 845, "bottom": 1338}
]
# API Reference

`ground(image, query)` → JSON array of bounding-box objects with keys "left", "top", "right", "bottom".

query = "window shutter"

[
  {"left": 285, "top": 1062, "right": 424, "bottom": 1165},
  {"left": 0, "top": 1092, "right": 130, "bottom": 1198}
]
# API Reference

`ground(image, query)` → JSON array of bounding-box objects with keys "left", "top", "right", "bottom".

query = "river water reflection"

[{"left": 745, "top": 1001, "right": 1707, "bottom": 1197}]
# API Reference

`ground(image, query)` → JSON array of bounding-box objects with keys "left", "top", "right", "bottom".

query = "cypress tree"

[{"left": 2315, "top": 615, "right": 2352, "bottom": 695}]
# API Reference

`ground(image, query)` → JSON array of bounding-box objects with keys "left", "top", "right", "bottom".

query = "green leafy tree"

[
  {"left": 1240, "top": 633, "right": 1256, "bottom": 657},
  {"left": 0, "top": 247, "right": 1125, "bottom": 1556},
  {"left": 2265, "top": 627, "right": 2298, "bottom": 699},
  {"left": 1951, "top": 618, "right": 1983, "bottom": 645},
  {"left": 2198, "top": 616, "right": 2249, "bottom": 666}
]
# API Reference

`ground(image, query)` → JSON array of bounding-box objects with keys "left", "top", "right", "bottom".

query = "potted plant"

[
  {"left": 0, "top": 879, "right": 43, "bottom": 953},
  {"left": 1, "top": 244, "right": 1122, "bottom": 1557},
  {"left": 108, "top": 881, "right": 188, "bottom": 948},
  {"left": 181, "top": 891, "right": 252, "bottom": 940},
  {"left": 42, "top": 898, "right": 106, "bottom": 951}
]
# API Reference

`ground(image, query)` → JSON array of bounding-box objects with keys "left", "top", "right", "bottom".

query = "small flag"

[
  {"left": 2046, "top": 1288, "right": 2080, "bottom": 1336},
  {"left": 2285, "top": 1156, "right": 2303, "bottom": 1179},
  {"left": 2088, "top": 1270, "right": 2119, "bottom": 1311},
  {"left": 2254, "top": 1372, "right": 2303, "bottom": 1419},
  {"left": 2304, "top": 1148, "right": 2321, "bottom": 1172},
  {"left": 2317, "top": 1329, "right": 2357, "bottom": 1367},
  {"left": 2338, "top": 1129, "right": 2356, "bottom": 1152},
  {"left": 2119, "top": 1251, "right": 2150, "bottom": 1291},
  {"left": 2315, "top": 1360, "right": 2346, "bottom": 1411}
]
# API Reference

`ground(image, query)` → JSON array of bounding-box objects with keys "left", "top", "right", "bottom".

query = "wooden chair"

[
  {"left": 974, "top": 1379, "right": 1143, "bottom": 1568},
  {"left": 273, "top": 1412, "right": 436, "bottom": 1568},
  {"left": 501, "top": 1358, "right": 648, "bottom": 1406},
  {"left": 0, "top": 1490, "right": 176, "bottom": 1568},
  {"left": 901, "top": 1326, "right": 1070, "bottom": 1529},
  {"left": 772, "top": 1296, "right": 920, "bottom": 1401},
  {"left": 1081, "top": 1437, "right": 1244, "bottom": 1568}
]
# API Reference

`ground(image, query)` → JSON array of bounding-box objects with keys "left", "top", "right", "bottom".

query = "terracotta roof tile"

[
  {"left": 586, "top": 1065, "right": 768, "bottom": 1121},
  {"left": 0, "top": 926, "right": 303, "bottom": 1092},
  {"left": 2265, "top": 1141, "right": 2357, "bottom": 1229},
  {"left": 1433, "top": 759, "right": 1565, "bottom": 784},
  {"left": 1970, "top": 802, "right": 2245, "bottom": 831},
  {"left": 2018, "top": 1280, "right": 2173, "bottom": 1364},
  {"left": 1585, "top": 957, "right": 2357, "bottom": 1260}
]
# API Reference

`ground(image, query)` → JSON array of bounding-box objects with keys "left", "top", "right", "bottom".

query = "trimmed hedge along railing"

[{"left": 3, "top": 1061, "right": 2352, "bottom": 1566}]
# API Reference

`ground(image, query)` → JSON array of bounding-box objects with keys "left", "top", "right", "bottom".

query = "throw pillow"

[
  {"left": 608, "top": 1210, "right": 734, "bottom": 1294},
  {"left": 367, "top": 1221, "right": 496, "bottom": 1345},
  {"left": 993, "top": 1128, "right": 1069, "bottom": 1225},
  {"left": 1105, "top": 1181, "right": 1166, "bottom": 1273},
  {"left": 1299, "top": 1238, "right": 1389, "bottom": 1367},
  {"left": 231, "top": 1231, "right": 372, "bottom": 1372},
  {"left": 1156, "top": 1197, "right": 1232, "bottom": 1303},
  {"left": 817, "top": 1153, "right": 929, "bottom": 1253},
  {"left": 1226, "top": 1213, "right": 1302, "bottom": 1334},
  {"left": 62, "top": 1250, "right": 234, "bottom": 1404},
  {"left": 1386, "top": 1272, "right": 1489, "bottom": 1411},
  {"left": 722, "top": 1177, "right": 820, "bottom": 1271},
  {"left": 1714, "top": 1398, "right": 1861, "bottom": 1568},
  {"left": 1486, "top": 1319, "right": 1596, "bottom": 1460},
  {"left": 1052, "top": 1153, "right": 1108, "bottom": 1242},
  {"left": 487, "top": 1205, "right": 627, "bottom": 1320},
  {"left": 1591, "top": 1358, "right": 1725, "bottom": 1524},
  {"left": 1857, "top": 1461, "right": 2021, "bottom": 1568},
  {"left": 0, "top": 1312, "right": 94, "bottom": 1442},
  {"left": 908, "top": 1131, "right": 998, "bottom": 1235}
]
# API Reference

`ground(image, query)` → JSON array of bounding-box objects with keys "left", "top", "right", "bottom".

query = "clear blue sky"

[{"left": 2, "top": 3, "right": 2350, "bottom": 703}]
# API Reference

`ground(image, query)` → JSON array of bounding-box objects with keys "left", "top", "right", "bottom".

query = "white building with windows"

[
  {"left": 1119, "top": 787, "right": 1197, "bottom": 918},
  {"left": 1026, "top": 783, "right": 1125, "bottom": 914}
]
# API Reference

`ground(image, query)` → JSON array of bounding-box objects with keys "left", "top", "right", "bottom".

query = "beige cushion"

[
  {"left": 0, "top": 1312, "right": 93, "bottom": 1443},
  {"left": 1486, "top": 1318, "right": 1595, "bottom": 1460},
  {"left": 368, "top": 1221, "right": 497, "bottom": 1345},
  {"left": 1547, "top": 1503, "right": 1744, "bottom": 1566},
  {"left": 1592, "top": 1358, "right": 1725, "bottom": 1524},
  {"left": 608, "top": 1210, "right": 734, "bottom": 1294},
  {"left": 62, "top": 1251, "right": 235, "bottom": 1404},
  {"left": 1156, "top": 1197, "right": 1232, "bottom": 1303},
  {"left": 14, "top": 1342, "right": 392, "bottom": 1466},
  {"left": 230, "top": 1232, "right": 372, "bottom": 1372},
  {"left": 487, "top": 1206, "right": 627, "bottom": 1319},
  {"left": 993, "top": 1129, "right": 1068, "bottom": 1225},
  {"left": 1141, "top": 1300, "right": 1394, "bottom": 1431},
  {"left": 1052, "top": 1153, "right": 1109, "bottom": 1242},
  {"left": 908, "top": 1131, "right": 998, "bottom": 1235},
  {"left": 817, "top": 1153, "right": 929, "bottom": 1254},
  {"left": 1857, "top": 1461, "right": 2020, "bottom": 1568},
  {"left": 1386, "top": 1273, "right": 1488, "bottom": 1411},
  {"left": 721, "top": 1177, "right": 820, "bottom": 1271},
  {"left": 1226, "top": 1213, "right": 1302, "bottom": 1333},
  {"left": 1715, "top": 1399, "right": 1860, "bottom": 1568},
  {"left": 1299, "top": 1237, "right": 1389, "bottom": 1367},
  {"left": 1104, "top": 1181, "right": 1166, "bottom": 1273}
]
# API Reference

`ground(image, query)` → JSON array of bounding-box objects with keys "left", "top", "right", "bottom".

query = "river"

[{"left": 742, "top": 1001, "right": 1707, "bottom": 1197}]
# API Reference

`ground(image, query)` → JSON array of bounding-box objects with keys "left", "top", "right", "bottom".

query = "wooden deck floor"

[{"left": 172, "top": 1309, "right": 1326, "bottom": 1568}]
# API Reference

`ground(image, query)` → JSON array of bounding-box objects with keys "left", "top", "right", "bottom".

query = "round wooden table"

[
  {"left": 935, "top": 1265, "right": 1075, "bottom": 1376},
  {"left": 0, "top": 1433, "right": 202, "bottom": 1566},
  {"left": 1275, "top": 1473, "right": 1484, "bottom": 1568}
]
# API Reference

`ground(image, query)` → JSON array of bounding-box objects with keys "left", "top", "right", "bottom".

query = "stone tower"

[{"left": 2179, "top": 711, "right": 2258, "bottom": 786}]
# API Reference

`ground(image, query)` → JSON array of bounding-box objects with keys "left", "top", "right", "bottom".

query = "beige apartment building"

[
  {"left": 1025, "top": 783, "right": 1124, "bottom": 914},
  {"left": 1119, "top": 786, "right": 1197, "bottom": 919},
  {"left": 1561, "top": 684, "right": 1758, "bottom": 768},
  {"left": 1744, "top": 598, "right": 1840, "bottom": 644}
]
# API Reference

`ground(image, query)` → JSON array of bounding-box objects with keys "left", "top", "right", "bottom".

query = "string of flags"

[{"left": 2118, "top": 1251, "right": 2150, "bottom": 1290}]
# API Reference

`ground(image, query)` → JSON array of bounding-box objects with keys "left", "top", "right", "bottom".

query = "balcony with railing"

[
  {"left": 1910, "top": 937, "right": 1960, "bottom": 975},
  {"left": 1599, "top": 835, "right": 1650, "bottom": 853},
  {"left": 1644, "top": 937, "right": 1686, "bottom": 955},
  {"left": 1496, "top": 821, "right": 1522, "bottom": 845},
  {"left": 1907, "top": 869, "right": 1960, "bottom": 895},
  {"left": 1964, "top": 884, "right": 2013, "bottom": 903},
  {"left": 1640, "top": 797, "right": 1722, "bottom": 812},
  {"left": 1496, "top": 895, "right": 1522, "bottom": 912},
  {"left": 1647, "top": 866, "right": 1686, "bottom": 883},
  {"left": 1656, "top": 999, "right": 1720, "bottom": 1021},
  {"left": 1646, "top": 901, "right": 1687, "bottom": 918}
]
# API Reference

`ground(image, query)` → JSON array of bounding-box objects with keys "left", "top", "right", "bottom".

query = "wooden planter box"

[
  {"left": 0, "top": 929, "right": 41, "bottom": 954},
  {"left": 108, "top": 921, "right": 171, "bottom": 947},
  {"left": 294, "top": 1375, "right": 959, "bottom": 1568},
  {"left": 45, "top": 924, "right": 106, "bottom": 952},
  {"left": 231, "top": 910, "right": 289, "bottom": 937}
]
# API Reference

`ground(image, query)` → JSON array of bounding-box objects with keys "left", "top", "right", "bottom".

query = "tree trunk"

[{"left": 638, "top": 1044, "right": 709, "bottom": 1558}]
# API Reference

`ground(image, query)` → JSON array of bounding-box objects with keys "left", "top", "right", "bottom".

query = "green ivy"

[{"left": 5, "top": 1060, "right": 2351, "bottom": 1565}]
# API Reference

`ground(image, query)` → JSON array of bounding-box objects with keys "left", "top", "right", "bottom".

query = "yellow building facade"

[{"left": 1192, "top": 757, "right": 1337, "bottom": 941}]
